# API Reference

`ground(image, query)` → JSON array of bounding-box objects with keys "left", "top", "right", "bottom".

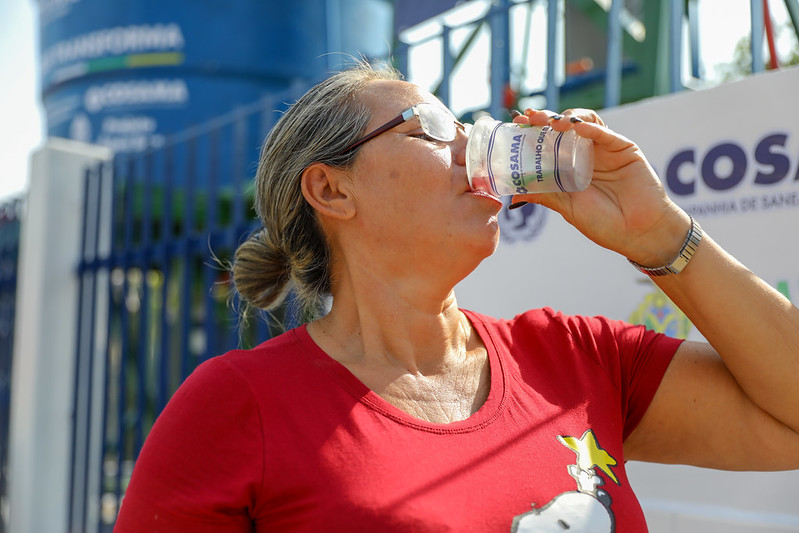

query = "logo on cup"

[{"left": 509, "top": 134, "right": 524, "bottom": 193}]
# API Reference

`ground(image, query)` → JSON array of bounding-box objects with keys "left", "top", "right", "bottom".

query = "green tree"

[{"left": 718, "top": 22, "right": 799, "bottom": 82}]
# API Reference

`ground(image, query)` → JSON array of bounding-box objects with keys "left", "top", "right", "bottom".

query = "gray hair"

[{"left": 232, "top": 61, "right": 402, "bottom": 321}]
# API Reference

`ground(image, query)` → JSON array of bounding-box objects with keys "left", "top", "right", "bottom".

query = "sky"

[
  {"left": 1, "top": 0, "right": 41, "bottom": 202},
  {"left": 0, "top": 0, "right": 795, "bottom": 203}
]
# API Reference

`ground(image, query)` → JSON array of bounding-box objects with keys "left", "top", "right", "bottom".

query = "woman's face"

[{"left": 344, "top": 80, "right": 503, "bottom": 280}]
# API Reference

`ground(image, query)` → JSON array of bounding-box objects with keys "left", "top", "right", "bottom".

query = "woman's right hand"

[{"left": 510, "top": 108, "right": 690, "bottom": 269}]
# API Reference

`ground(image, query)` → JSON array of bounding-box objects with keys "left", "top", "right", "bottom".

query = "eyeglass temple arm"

[{"left": 340, "top": 109, "right": 416, "bottom": 155}]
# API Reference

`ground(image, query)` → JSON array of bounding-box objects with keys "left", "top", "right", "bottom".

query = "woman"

[{"left": 115, "top": 63, "right": 799, "bottom": 532}]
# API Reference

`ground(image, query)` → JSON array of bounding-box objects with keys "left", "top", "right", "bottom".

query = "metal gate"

[{"left": 68, "top": 87, "right": 305, "bottom": 532}]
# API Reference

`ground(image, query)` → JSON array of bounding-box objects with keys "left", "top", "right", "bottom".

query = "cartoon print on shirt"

[{"left": 511, "top": 429, "right": 620, "bottom": 532}]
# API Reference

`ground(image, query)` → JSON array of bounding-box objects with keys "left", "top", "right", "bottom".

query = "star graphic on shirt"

[{"left": 558, "top": 429, "right": 620, "bottom": 485}]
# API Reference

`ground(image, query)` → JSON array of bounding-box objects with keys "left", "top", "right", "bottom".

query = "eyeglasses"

[{"left": 337, "top": 102, "right": 465, "bottom": 156}]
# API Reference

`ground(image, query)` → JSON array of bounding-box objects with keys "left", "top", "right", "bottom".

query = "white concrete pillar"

[{"left": 8, "top": 138, "right": 112, "bottom": 533}]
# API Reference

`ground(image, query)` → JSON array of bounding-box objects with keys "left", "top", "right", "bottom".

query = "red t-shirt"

[{"left": 115, "top": 308, "right": 682, "bottom": 532}]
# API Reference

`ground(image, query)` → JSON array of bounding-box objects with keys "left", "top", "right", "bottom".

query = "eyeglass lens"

[{"left": 417, "top": 104, "right": 458, "bottom": 142}]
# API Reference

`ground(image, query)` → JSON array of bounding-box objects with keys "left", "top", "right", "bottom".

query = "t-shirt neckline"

[{"left": 291, "top": 309, "right": 506, "bottom": 434}]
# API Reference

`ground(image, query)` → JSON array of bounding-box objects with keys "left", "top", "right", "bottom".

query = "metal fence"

[
  {"left": 68, "top": 86, "right": 307, "bottom": 532},
  {"left": 394, "top": 0, "right": 799, "bottom": 114},
  {"left": 0, "top": 197, "right": 22, "bottom": 533}
]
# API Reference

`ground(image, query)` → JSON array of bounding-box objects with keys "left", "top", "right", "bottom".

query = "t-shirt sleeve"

[
  {"left": 114, "top": 355, "right": 263, "bottom": 532},
  {"left": 572, "top": 312, "right": 683, "bottom": 440},
  {"left": 529, "top": 308, "right": 683, "bottom": 440}
]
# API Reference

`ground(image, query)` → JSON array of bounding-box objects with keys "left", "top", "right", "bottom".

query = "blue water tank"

[{"left": 39, "top": 0, "right": 392, "bottom": 153}]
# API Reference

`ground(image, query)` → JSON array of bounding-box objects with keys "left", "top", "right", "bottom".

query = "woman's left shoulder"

[{"left": 466, "top": 306, "right": 601, "bottom": 333}]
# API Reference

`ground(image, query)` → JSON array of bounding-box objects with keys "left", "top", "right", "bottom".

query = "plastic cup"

[{"left": 466, "top": 115, "right": 594, "bottom": 196}]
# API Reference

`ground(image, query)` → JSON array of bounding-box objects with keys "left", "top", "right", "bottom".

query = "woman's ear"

[{"left": 300, "top": 162, "right": 357, "bottom": 220}]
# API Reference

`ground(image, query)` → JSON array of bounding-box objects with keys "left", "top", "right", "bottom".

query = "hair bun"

[{"left": 232, "top": 229, "right": 291, "bottom": 311}]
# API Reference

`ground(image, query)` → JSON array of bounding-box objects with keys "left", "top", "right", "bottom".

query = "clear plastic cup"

[{"left": 466, "top": 115, "right": 594, "bottom": 196}]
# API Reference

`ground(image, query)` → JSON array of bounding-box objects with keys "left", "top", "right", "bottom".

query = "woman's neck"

[
  {"left": 309, "top": 276, "right": 471, "bottom": 374},
  {"left": 306, "top": 279, "right": 490, "bottom": 423}
]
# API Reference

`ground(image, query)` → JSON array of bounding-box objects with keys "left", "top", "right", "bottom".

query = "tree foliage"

[{"left": 718, "top": 22, "right": 799, "bottom": 83}]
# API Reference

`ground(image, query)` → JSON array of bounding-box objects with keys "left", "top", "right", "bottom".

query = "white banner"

[{"left": 459, "top": 66, "right": 799, "bottom": 342}]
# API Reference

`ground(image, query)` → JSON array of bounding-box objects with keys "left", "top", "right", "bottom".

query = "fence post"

[{"left": 8, "top": 138, "right": 112, "bottom": 533}]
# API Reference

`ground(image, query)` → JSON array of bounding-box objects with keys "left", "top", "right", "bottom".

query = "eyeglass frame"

[{"left": 335, "top": 103, "right": 466, "bottom": 157}]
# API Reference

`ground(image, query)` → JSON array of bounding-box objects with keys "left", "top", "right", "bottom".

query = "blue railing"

[
  {"left": 68, "top": 86, "right": 307, "bottom": 532},
  {"left": 0, "top": 197, "right": 22, "bottom": 533},
  {"left": 394, "top": 0, "right": 799, "bottom": 112}
]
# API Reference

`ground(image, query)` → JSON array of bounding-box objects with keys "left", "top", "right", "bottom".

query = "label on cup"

[
  {"left": 487, "top": 122, "right": 565, "bottom": 193},
  {"left": 466, "top": 116, "right": 593, "bottom": 196}
]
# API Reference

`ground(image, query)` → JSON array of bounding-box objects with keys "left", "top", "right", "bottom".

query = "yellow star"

[{"left": 558, "top": 429, "right": 620, "bottom": 485}]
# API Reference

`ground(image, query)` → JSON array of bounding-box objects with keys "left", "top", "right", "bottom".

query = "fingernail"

[
  {"left": 508, "top": 201, "right": 528, "bottom": 210},
  {"left": 570, "top": 117, "right": 584, "bottom": 123},
  {"left": 550, "top": 114, "right": 564, "bottom": 121},
  {"left": 510, "top": 109, "right": 522, "bottom": 118}
]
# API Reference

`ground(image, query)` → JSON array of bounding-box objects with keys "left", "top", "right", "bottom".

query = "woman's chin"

[{"left": 468, "top": 223, "right": 501, "bottom": 263}]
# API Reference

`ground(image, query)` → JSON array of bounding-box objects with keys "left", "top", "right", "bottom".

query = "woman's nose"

[{"left": 452, "top": 124, "right": 470, "bottom": 166}]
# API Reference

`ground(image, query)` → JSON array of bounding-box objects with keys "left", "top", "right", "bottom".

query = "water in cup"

[{"left": 466, "top": 115, "right": 594, "bottom": 196}]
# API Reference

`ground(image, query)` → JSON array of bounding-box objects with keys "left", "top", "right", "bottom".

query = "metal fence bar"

[
  {"left": 231, "top": 112, "right": 248, "bottom": 245},
  {"left": 203, "top": 131, "right": 219, "bottom": 362},
  {"left": 751, "top": 0, "right": 766, "bottom": 73},
  {"left": 669, "top": 0, "right": 683, "bottom": 93},
  {"left": 79, "top": 161, "right": 113, "bottom": 533},
  {"left": 157, "top": 144, "right": 175, "bottom": 416},
  {"left": 785, "top": 0, "right": 799, "bottom": 36},
  {"left": 395, "top": 40, "right": 409, "bottom": 80},
  {"left": 69, "top": 165, "right": 104, "bottom": 533},
  {"left": 67, "top": 169, "right": 90, "bottom": 533},
  {"left": 96, "top": 160, "right": 118, "bottom": 533},
  {"left": 133, "top": 153, "right": 153, "bottom": 460},
  {"left": 604, "top": 0, "right": 623, "bottom": 108},
  {"left": 440, "top": 24, "right": 453, "bottom": 108},
  {"left": 179, "top": 137, "right": 197, "bottom": 383},
  {"left": 490, "top": 0, "right": 512, "bottom": 117},
  {"left": 544, "top": 0, "right": 561, "bottom": 110},
  {"left": 0, "top": 197, "right": 22, "bottom": 533},
  {"left": 113, "top": 156, "right": 135, "bottom": 505},
  {"left": 688, "top": 0, "right": 701, "bottom": 78},
  {"left": 230, "top": 111, "right": 251, "bottom": 349}
]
